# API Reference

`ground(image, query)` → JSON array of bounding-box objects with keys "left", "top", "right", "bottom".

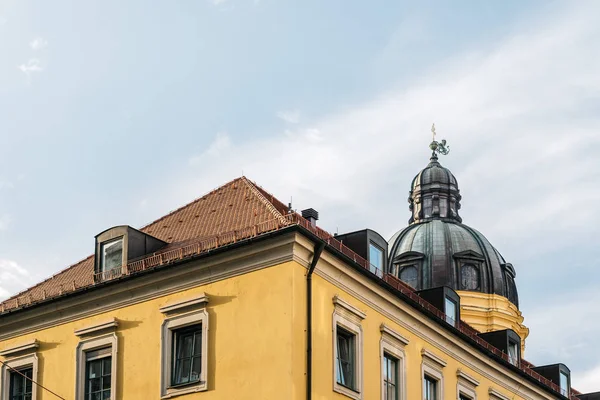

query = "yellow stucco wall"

[
  {"left": 0, "top": 260, "right": 307, "bottom": 400},
  {"left": 0, "top": 256, "right": 545, "bottom": 400},
  {"left": 310, "top": 271, "right": 529, "bottom": 400}
]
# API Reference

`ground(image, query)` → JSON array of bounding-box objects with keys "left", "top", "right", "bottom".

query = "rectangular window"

[
  {"left": 459, "top": 395, "right": 472, "bottom": 400},
  {"left": 100, "top": 238, "right": 123, "bottom": 272},
  {"left": 369, "top": 243, "right": 384, "bottom": 276},
  {"left": 444, "top": 297, "right": 457, "bottom": 326},
  {"left": 336, "top": 327, "right": 356, "bottom": 390},
  {"left": 507, "top": 341, "right": 518, "bottom": 366},
  {"left": 85, "top": 347, "right": 112, "bottom": 400},
  {"left": 383, "top": 353, "right": 398, "bottom": 400},
  {"left": 172, "top": 324, "right": 202, "bottom": 386},
  {"left": 9, "top": 368, "right": 33, "bottom": 400},
  {"left": 560, "top": 371, "right": 569, "bottom": 396},
  {"left": 423, "top": 375, "right": 437, "bottom": 400}
]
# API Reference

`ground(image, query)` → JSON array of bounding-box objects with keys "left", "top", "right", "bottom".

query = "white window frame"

[
  {"left": 332, "top": 295, "right": 364, "bottom": 400},
  {"left": 456, "top": 369, "right": 478, "bottom": 400},
  {"left": 380, "top": 324, "right": 408, "bottom": 400},
  {"left": 421, "top": 349, "right": 446, "bottom": 400},
  {"left": 160, "top": 300, "right": 209, "bottom": 399},
  {"left": 100, "top": 237, "right": 124, "bottom": 272},
  {"left": 75, "top": 333, "right": 118, "bottom": 400},
  {"left": 1, "top": 353, "right": 39, "bottom": 400}
]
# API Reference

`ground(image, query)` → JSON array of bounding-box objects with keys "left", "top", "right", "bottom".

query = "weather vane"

[{"left": 429, "top": 123, "right": 450, "bottom": 156}]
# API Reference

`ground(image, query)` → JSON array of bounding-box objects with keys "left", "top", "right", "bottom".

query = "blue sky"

[{"left": 1, "top": 0, "right": 599, "bottom": 392}]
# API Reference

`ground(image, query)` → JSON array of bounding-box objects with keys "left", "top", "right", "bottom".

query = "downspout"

[{"left": 307, "top": 241, "right": 325, "bottom": 400}]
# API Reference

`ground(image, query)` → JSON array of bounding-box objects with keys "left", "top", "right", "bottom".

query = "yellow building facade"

[{"left": 0, "top": 174, "right": 590, "bottom": 400}]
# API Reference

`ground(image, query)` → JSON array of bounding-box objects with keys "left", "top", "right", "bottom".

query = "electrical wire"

[{"left": 0, "top": 358, "right": 66, "bottom": 400}]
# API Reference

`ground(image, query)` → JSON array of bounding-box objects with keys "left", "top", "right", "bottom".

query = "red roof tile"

[{"left": 1, "top": 177, "right": 289, "bottom": 312}]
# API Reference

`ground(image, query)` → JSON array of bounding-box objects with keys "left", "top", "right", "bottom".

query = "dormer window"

[
  {"left": 444, "top": 297, "right": 457, "bottom": 326},
  {"left": 101, "top": 238, "right": 123, "bottom": 272},
  {"left": 560, "top": 371, "right": 569, "bottom": 396},
  {"left": 95, "top": 226, "right": 167, "bottom": 281},
  {"left": 368, "top": 242, "right": 384, "bottom": 276},
  {"left": 507, "top": 340, "right": 519, "bottom": 366}
]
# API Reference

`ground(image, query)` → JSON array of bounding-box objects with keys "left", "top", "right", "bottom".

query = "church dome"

[{"left": 388, "top": 140, "right": 519, "bottom": 308}]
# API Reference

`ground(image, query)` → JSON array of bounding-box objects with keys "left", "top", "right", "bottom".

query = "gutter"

[{"left": 306, "top": 241, "right": 324, "bottom": 400}]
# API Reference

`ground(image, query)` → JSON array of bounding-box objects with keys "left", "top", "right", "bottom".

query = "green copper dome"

[{"left": 388, "top": 153, "right": 519, "bottom": 308}]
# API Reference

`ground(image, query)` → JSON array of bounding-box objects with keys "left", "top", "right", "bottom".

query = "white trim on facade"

[
  {"left": 74, "top": 318, "right": 118, "bottom": 337},
  {"left": 75, "top": 333, "right": 118, "bottom": 400},
  {"left": 332, "top": 295, "right": 366, "bottom": 320},
  {"left": 333, "top": 297, "right": 364, "bottom": 400},
  {"left": 159, "top": 293, "right": 209, "bottom": 314},
  {"left": 380, "top": 325, "right": 407, "bottom": 400},
  {"left": 422, "top": 348, "right": 445, "bottom": 400},
  {"left": 0, "top": 340, "right": 39, "bottom": 357},
  {"left": 456, "top": 368, "right": 478, "bottom": 400},
  {"left": 160, "top": 308, "right": 209, "bottom": 399},
  {"left": 1, "top": 353, "right": 39, "bottom": 400},
  {"left": 489, "top": 387, "right": 511, "bottom": 400}
]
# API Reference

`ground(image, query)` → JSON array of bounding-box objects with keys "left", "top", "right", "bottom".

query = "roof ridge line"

[
  {"left": 139, "top": 176, "right": 246, "bottom": 232},
  {"left": 240, "top": 177, "right": 289, "bottom": 226}
]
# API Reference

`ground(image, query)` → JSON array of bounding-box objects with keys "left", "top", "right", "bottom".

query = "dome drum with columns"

[{"left": 388, "top": 130, "right": 527, "bottom": 344}]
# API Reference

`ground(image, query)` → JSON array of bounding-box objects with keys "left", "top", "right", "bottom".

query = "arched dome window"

[
  {"left": 460, "top": 264, "right": 480, "bottom": 291},
  {"left": 399, "top": 266, "right": 418, "bottom": 289}
]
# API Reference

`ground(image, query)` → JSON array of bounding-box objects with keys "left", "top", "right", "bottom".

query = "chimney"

[{"left": 301, "top": 208, "right": 319, "bottom": 227}]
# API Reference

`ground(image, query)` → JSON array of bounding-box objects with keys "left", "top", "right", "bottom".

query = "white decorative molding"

[
  {"left": 457, "top": 368, "right": 480, "bottom": 386},
  {"left": 75, "top": 333, "right": 118, "bottom": 400},
  {"left": 161, "top": 309, "right": 209, "bottom": 398},
  {"left": 380, "top": 334, "right": 406, "bottom": 400},
  {"left": 74, "top": 318, "right": 118, "bottom": 337},
  {"left": 333, "top": 295, "right": 366, "bottom": 320},
  {"left": 159, "top": 293, "right": 209, "bottom": 314},
  {"left": 1, "top": 353, "right": 39, "bottom": 400},
  {"left": 421, "top": 348, "right": 447, "bottom": 368},
  {"left": 332, "top": 312, "right": 363, "bottom": 400},
  {"left": 380, "top": 324, "right": 409, "bottom": 346},
  {"left": 489, "top": 388, "right": 511, "bottom": 400},
  {"left": 0, "top": 339, "right": 39, "bottom": 357}
]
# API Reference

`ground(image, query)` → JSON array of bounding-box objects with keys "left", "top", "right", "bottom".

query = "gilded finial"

[{"left": 429, "top": 123, "right": 450, "bottom": 158}]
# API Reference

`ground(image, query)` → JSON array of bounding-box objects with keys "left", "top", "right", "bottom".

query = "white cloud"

[
  {"left": 0, "top": 180, "right": 13, "bottom": 190},
  {"left": 188, "top": 132, "right": 232, "bottom": 165},
  {"left": 29, "top": 37, "right": 48, "bottom": 50},
  {"left": 526, "top": 287, "right": 600, "bottom": 392},
  {"left": 0, "top": 215, "right": 11, "bottom": 231},
  {"left": 575, "top": 364, "right": 600, "bottom": 393},
  {"left": 0, "top": 260, "right": 31, "bottom": 300},
  {"left": 277, "top": 109, "right": 301, "bottom": 124},
  {"left": 18, "top": 58, "right": 43, "bottom": 83}
]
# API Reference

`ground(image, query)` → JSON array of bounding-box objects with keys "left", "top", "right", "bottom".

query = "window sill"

[
  {"left": 161, "top": 381, "right": 207, "bottom": 399},
  {"left": 334, "top": 383, "right": 361, "bottom": 400}
]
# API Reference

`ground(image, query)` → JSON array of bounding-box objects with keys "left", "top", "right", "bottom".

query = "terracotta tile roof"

[{"left": 0, "top": 176, "right": 289, "bottom": 312}]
